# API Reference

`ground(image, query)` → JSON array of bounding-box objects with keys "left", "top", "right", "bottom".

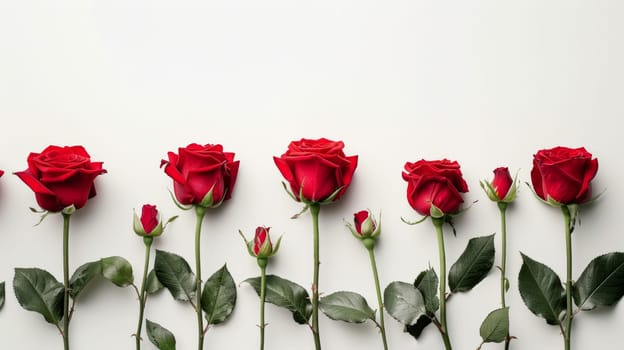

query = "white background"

[{"left": 1, "top": 1, "right": 623, "bottom": 349}]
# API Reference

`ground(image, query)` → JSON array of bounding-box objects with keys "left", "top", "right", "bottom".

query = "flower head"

[
  {"left": 348, "top": 210, "right": 381, "bottom": 239},
  {"left": 240, "top": 226, "right": 282, "bottom": 263},
  {"left": 530, "top": 146, "right": 598, "bottom": 206},
  {"left": 481, "top": 167, "right": 517, "bottom": 203},
  {"left": 133, "top": 204, "right": 176, "bottom": 237},
  {"left": 274, "top": 138, "right": 358, "bottom": 204}
]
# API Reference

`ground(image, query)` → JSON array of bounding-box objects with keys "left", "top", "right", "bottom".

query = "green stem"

[
  {"left": 310, "top": 203, "right": 321, "bottom": 350},
  {"left": 367, "top": 246, "right": 388, "bottom": 350},
  {"left": 498, "top": 202, "right": 511, "bottom": 350},
  {"left": 136, "top": 237, "right": 153, "bottom": 350},
  {"left": 195, "top": 206, "right": 207, "bottom": 350},
  {"left": 432, "top": 218, "right": 452, "bottom": 350},
  {"left": 62, "top": 213, "right": 71, "bottom": 350},
  {"left": 259, "top": 264, "right": 267, "bottom": 350},
  {"left": 562, "top": 206, "right": 573, "bottom": 350}
]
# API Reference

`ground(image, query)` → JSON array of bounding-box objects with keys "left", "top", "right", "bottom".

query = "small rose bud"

[
  {"left": 254, "top": 226, "right": 273, "bottom": 257},
  {"left": 347, "top": 210, "right": 381, "bottom": 243},
  {"left": 481, "top": 167, "right": 517, "bottom": 203},
  {"left": 240, "top": 226, "right": 282, "bottom": 262},
  {"left": 133, "top": 204, "right": 164, "bottom": 237}
]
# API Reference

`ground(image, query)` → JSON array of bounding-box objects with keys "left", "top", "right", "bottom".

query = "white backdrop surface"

[{"left": 1, "top": 1, "right": 624, "bottom": 349}]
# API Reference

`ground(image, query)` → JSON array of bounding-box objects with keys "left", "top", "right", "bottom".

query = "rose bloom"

[
  {"left": 161, "top": 143, "right": 239, "bottom": 207},
  {"left": 402, "top": 159, "right": 469, "bottom": 216},
  {"left": 15, "top": 145, "right": 106, "bottom": 212},
  {"left": 531, "top": 146, "right": 598, "bottom": 204},
  {"left": 274, "top": 138, "right": 358, "bottom": 203}
]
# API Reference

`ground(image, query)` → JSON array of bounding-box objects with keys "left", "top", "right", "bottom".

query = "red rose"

[
  {"left": 492, "top": 167, "right": 513, "bottom": 200},
  {"left": 531, "top": 146, "right": 598, "bottom": 204},
  {"left": 161, "top": 143, "right": 239, "bottom": 207},
  {"left": 0, "top": 169, "right": 4, "bottom": 177},
  {"left": 402, "top": 159, "right": 468, "bottom": 216},
  {"left": 274, "top": 138, "right": 358, "bottom": 203},
  {"left": 14, "top": 145, "right": 106, "bottom": 212}
]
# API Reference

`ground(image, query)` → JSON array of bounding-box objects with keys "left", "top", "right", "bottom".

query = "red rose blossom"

[
  {"left": 402, "top": 159, "right": 468, "bottom": 216},
  {"left": 161, "top": 143, "right": 239, "bottom": 208},
  {"left": 274, "top": 138, "right": 358, "bottom": 203},
  {"left": 531, "top": 146, "right": 598, "bottom": 204},
  {"left": 15, "top": 145, "right": 106, "bottom": 212}
]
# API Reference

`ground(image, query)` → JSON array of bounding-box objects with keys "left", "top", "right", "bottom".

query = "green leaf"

[
  {"left": 0, "top": 281, "right": 5, "bottom": 310},
  {"left": 101, "top": 256, "right": 134, "bottom": 287},
  {"left": 319, "top": 291, "right": 375, "bottom": 323},
  {"left": 414, "top": 268, "right": 439, "bottom": 314},
  {"left": 574, "top": 252, "right": 624, "bottom": 311},
  {"left": 383, "top": 281, "right": 427, "bottom": 326},
  {"left": 480, "top": 307, "right": 509, "bottom": 343},
  {"left": 154, "top": 250, "right": 196, "bottom": 301},
  {"left": 201, "top": 264, "right": 237, "bottom": 325},
  {"left": 518, "top": 253, "right": 565, "bottom": 325},
  {"left": 13, "top": 268, "right": 64, "bottom": 325},
  {"left": 69, "top": 261, "right": 102, "bottom": 298},
  {"left": 146, "top": 319, "right": 176, "bottom": 350},
  {"left": 449, "top": 234, "right": 495, "bottom": 293},
  {"left": 404, "top": 315, "right": 433, "bottom": 339},
  {"left": 244, "top": 275, "right": 312, "bottom": 324},
  {"left": 146, "top": 269, "right": 165, "bottom": 295}
]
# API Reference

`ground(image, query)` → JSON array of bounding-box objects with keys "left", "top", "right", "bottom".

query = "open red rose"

[
  {"left": 0, "top": 169, "right": 3, "bottom": 177},
  {"left": 274, "top": 138, "right": 358, "bottom": 203},
  {"left": 402, "top": 159, "right": 468, "bottom": 216},
  {"left": 531, "top": 146, "right": 598, "bottom": 204},
  {"left": 161, "top": 143, "right": 239, "bottom": 207},
  {"left": 14, "top": 145, "right": 106, "bottom": 212}
]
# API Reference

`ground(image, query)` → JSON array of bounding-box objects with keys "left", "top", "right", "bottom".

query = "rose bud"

[
  {"left": 481, "top": 167, "right": 517, "bottom": 203},
  {"left": 531, "top": 146, "right": 598, "bottom": 205},
  {"left": 347, "top": 210, "right": 381, "bottom": 239},
  {"left": 346, "top": 210, "right": 381, "bottom": 249},
  {"left": 133, "top": 204, "right": 177, "bottom": 238},
  {"left": 240, "top": 226, "right": 282, "bottom": 265}
]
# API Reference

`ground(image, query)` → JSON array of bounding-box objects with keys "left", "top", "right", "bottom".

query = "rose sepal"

[
  {"left": 401, "top": 215, "right": 428, "bottom": 226},
  {"left": 167, "top": 189, "right": 194, "bottom": 211},
  {"left": 29, "top": 207, "right": 51, "bottom": 226},
  {"left": 198, "top": 185, "right": 228, "bottom": 209},
  {"left": 62, "top": 205, "right": 76, "bottom": 216}
]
